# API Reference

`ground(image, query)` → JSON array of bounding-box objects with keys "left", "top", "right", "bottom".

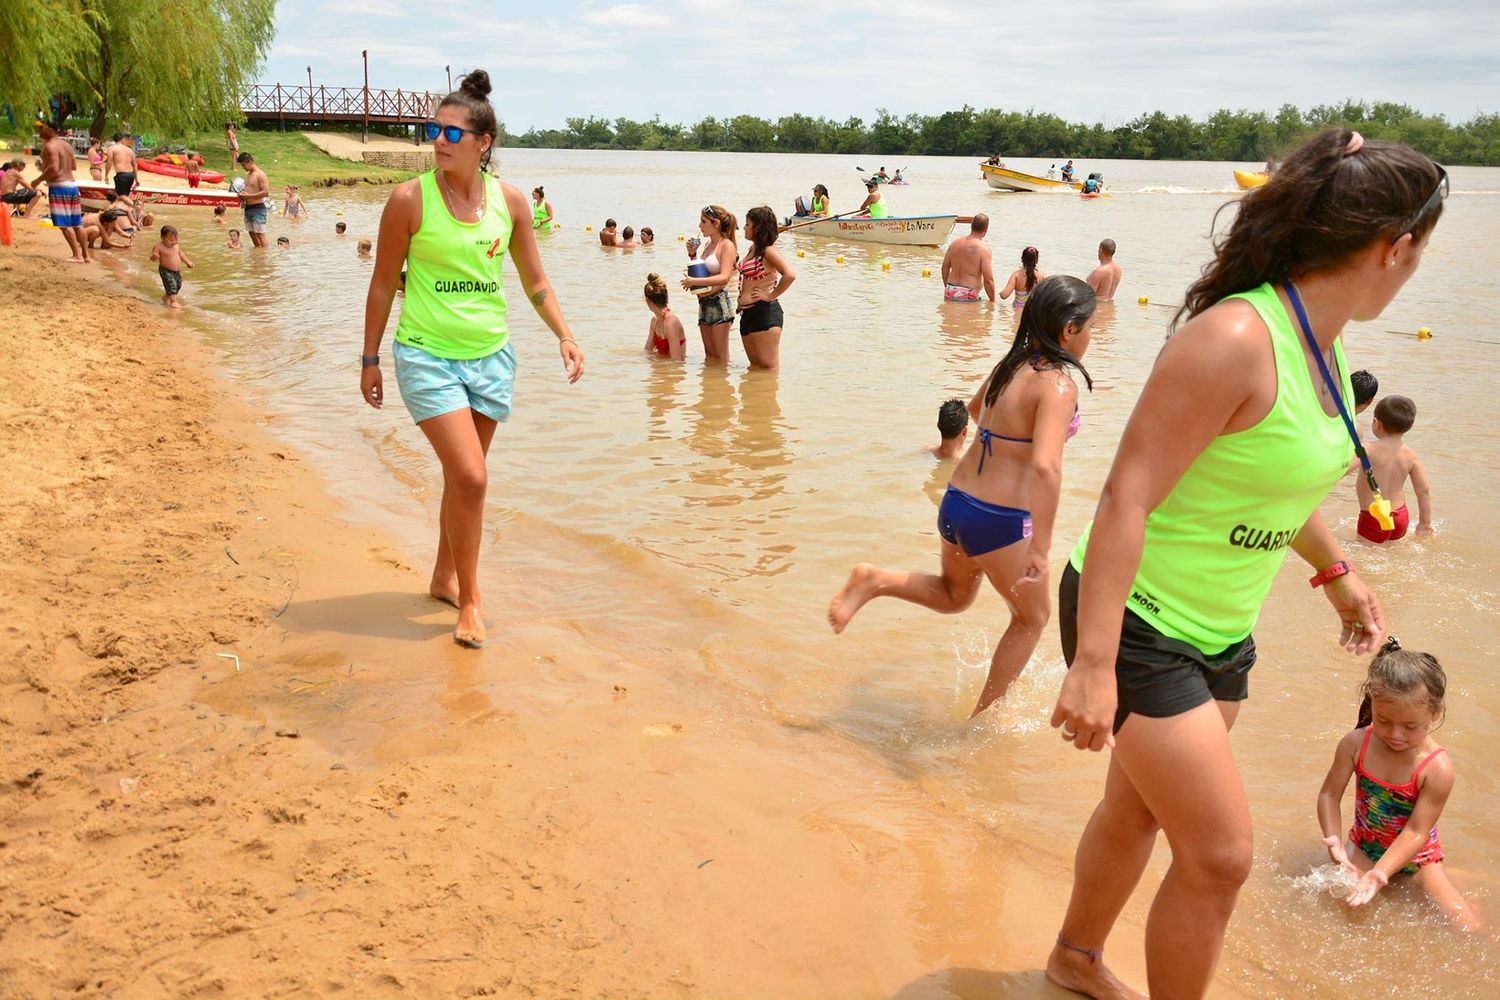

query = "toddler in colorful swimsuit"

[{"left": 1316, "top": 637, "right": 1481, "bottom": 930}]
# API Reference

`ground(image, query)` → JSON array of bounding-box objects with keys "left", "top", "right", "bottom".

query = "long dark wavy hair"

[
  {"left": 984, "top": 275, "right": 1095, "bottom": 408},
  {"left": 1175, "top": 128, "right": 1443, "bottom": 329},
  {"left": 1020, "top": 246, "right": 1040, "bottom": 290},
  {"left": 745, "top": 206, "right": 778, "bottom": 259}
]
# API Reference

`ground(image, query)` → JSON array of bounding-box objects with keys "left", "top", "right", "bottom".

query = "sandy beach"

[{"left": 0, "top": 221, "right": 1178, "bottom": 998}]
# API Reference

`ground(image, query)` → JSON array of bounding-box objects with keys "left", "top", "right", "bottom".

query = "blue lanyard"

[{"left": 1282, "top": 281, "right": 1381, "bottom": 495}]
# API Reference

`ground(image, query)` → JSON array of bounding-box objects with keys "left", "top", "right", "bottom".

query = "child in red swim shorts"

[{"left": 1356, "top": 395, "right": 1432, "bottom": 543}]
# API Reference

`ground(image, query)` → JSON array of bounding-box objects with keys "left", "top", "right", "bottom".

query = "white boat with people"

[
  {"left": 790, "top": 213, "right": 958, "bottom": 246},
  {"left": 979, "top": 163, "right": 1080, "bottom": 193}
]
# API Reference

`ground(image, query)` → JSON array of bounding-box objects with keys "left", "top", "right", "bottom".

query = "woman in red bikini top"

[{"left": 643, "top": 272, "right": 686, "bottom": 360}]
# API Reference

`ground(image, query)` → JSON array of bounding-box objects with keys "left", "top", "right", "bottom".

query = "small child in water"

[
  {"left": 929, "top": 398, "right": 969, "bottom": 460},
  {"left": 1357, "top": 395, "right": 1431, "bottom": 543},
  {"left": 335, "top": 221, "right": 347, "bottom": 235},
  {"left": 642, "top": 272, "right": 685, "bottom": 360},
  {"left": 213, "top": 205, "right": 227, "bottom": 226},
  {"left": 149, "top": 224, "right": 193, "bottom": 309},
  {"left": 1351, "top": 369, "right": 1378, "bottom": 413},
  {"left": 276, "top": 236, "right": 291, "bottom": 248},
  {"left": 227, "top": 228, "right": 242, "bottom": 249},
  {"left": 282, "top": 185, "right": 306, "bottom": 219},
  {"left": 357, "top": 238, "right": 372, "bottom": 257},
  {"left": 1316, "top": 637, "right": 1481, "bottom": 930}
]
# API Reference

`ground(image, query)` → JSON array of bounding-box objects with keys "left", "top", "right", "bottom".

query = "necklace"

[{"left": 438, "top": 170, "right": 484, "bottom": 220}]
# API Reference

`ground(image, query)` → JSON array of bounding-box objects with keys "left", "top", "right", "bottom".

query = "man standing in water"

[
  {"left": 37, "top": 122, "right": 88, "bottom": 263},
  {"left": 940, "top": 214, "right": 995, "bottom": 302},
  {"left": 1086, "top": 239, "right": 1123, "bottom": 302},
  {"left": 236, "top": 152, "right": 270, "bottom": 248}
]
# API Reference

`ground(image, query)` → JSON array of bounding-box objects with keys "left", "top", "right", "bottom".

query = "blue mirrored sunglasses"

[{"left": 423, "top": 121, "right": 482, "bottom": 144}]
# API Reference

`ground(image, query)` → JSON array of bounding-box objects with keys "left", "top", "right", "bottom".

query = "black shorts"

[
  {"left": 159, "top": 266, "right": 183, "bottom": 296},
  {"left": 739, "top": 299, "right": 783, "bottom": 336},
  {"left": 1058, "top": 563, "right": 1255, "bottom": 733},
  {"left": 114, "top": 171, "right": 136, "bottom": 195},
  {"left": 2, "top": 189, "right": 37, "bottom": 204}
]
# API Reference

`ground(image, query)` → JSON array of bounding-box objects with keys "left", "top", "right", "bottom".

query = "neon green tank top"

[
  {"left": 867, "top": 194, "right": 888, "bottom": 219},
  {"left": 395, "top": 170, "right": 512, "bottom": 360},
  {"left": 1069, "top": 282, "right": 1354, "bottom": 654},
  {"left": 812, "top": 195, "right": 827, "bottom": 215},
  {"left": 531, "top": 197, "right": 550, "bottom": 231}
]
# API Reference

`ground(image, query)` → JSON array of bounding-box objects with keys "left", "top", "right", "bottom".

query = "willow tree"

[
  {"left": 2, "top": 0, "right": 276, "bottom": 137},
  {"left": 0, "top": 2, "right": 100, "bottom": 123}
]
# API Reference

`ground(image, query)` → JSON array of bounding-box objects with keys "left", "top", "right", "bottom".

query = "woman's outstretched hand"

[
  {"left": 560, "top": 339, "right": 585, "bottom": 384},
  {"left": 1323, "top": 573, "right": 1384, "bottom": 654}
]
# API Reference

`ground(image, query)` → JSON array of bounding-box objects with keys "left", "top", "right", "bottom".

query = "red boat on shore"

[{"left": 139, "top": 159, "right": 226, "bottom": 184}]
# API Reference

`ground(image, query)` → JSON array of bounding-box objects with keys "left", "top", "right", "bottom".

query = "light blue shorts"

[{"left": 393, "top": 340, "right": 516, "bottom": 425}]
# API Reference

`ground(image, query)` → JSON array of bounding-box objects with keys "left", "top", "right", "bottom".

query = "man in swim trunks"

[
  {"left": 1086, "top": 239, "right": 1123, "bottom": 302},
  {"left": 236, "top": 152, "right": 270, "bottom": 248},
  {"left": 940, "top": 213, "right": 995, "bottom": 302},
  {"left": 598, "top": 218, "right": 618, "bottom": 246},
  {"left": 106, "top": 133, "right": 137, "bottom": 195},
  {"left": 1, "top": 159, "right": 42, "bottom": 217},
  {"left": 38, "top": 122, "right": 88, "bottom": 262}
]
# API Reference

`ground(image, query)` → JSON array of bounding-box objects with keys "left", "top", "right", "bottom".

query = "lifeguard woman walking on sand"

[
  {"left": 360, "top": 70, "right": 585, "bottom": 648},
  {"left": 1045, "top": 129, "right": 1441, "bottom": 999}
]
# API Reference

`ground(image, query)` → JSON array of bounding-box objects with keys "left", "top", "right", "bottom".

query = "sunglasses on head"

[
  {"left": 701, "top": 206, "right": 719, "bottom": 219},
  {"left": 423, "top": 121, "right": 484, "bottom": 144},
  {"left": 1392, "top": 164, "right": 1448, "bottom": 243}
]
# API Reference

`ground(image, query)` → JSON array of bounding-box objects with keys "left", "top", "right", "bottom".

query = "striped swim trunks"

[{"left": 47, "top": 182, "right": 82, "bottom": 228}]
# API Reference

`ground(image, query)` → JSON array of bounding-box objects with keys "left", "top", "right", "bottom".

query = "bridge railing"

[{"left": 240, "top": 84, "right": 438, "bottom": 121}]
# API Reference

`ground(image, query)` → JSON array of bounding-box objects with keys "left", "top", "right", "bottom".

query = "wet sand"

[{"left": 0, "top": 221, "right": 1209, "bottom": 997}]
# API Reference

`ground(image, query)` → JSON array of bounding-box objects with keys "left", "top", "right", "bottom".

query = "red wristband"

[{"left": 1309, "top": 560, "right": 1353, "bottom": 588}]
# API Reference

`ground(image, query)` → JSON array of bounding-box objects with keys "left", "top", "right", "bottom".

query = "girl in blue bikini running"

[{"left": 830, "top": 276, "right": 1096, "bottom": 717}]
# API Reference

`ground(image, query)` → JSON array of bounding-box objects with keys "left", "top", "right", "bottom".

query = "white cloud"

[
  {"left": 582, "top": 3, "right": 670, "bottom": 28},
  {"left": 324, "top": 0, "right": 402, "bottom": 16}
]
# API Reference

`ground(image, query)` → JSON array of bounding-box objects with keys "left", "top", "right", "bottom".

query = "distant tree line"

[{"left": 509, "top": 101, "right": 1500, "bottom": 165}]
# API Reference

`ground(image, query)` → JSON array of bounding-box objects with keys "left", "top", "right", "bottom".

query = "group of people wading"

[{"left": 359, "top": 70, "right": 1449, "bottom": 997}]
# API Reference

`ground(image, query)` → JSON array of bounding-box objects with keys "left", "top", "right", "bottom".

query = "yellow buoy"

[
  {"left": 677, "top": 234, "right": 685, "bottom": 241},
  {"left": 836, "top": 255, "right": 845, "bottom": 264},
  {"left": 881, "top": 262, "right": 891, "bottom": 272},
  {"left": 1417, "top": 327, "right": 1432, "bottom": 340},
  {"left": 336, "top": 210, "right": 344, "bottom": 217},
  {"left": 1138, "top": 295, "right": 1149, "bottom": 305},
  {"left": 586, "top": 225, "right": 593, "bottom": 231},
  {"left": 796, "top": 250, "right": 805, "bottom": 258},
  {"left": 922, "top": 267, "right": 932, "bottom": 277}
]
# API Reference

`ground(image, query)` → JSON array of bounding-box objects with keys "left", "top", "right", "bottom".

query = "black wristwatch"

[{"left": 361, "top": 354, "right": 380, "bottom": 368}]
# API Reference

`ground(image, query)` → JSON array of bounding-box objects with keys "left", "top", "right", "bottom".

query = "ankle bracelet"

[{"left": 1057, "top": 933, "right": 1102, "bottom": 964}]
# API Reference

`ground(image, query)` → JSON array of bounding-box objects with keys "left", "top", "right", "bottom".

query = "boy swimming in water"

[
  {"left": 227, "top": 229, "right": 242, "bottom": 249},
  {"left": 357, "top": 238, "right": 372, "bottom": 257},
  {"left": 1356, "top": 395, "right": 1432, "bottom": 543},
  {"left": 928, "top": 398, "right": 969, "bottom": 460},
  {"left": 1352, "top": 370, "right": 1378, "bottom": 413},
  {"left": 335, "top": 221, "right": 347, "bottom": 235}
]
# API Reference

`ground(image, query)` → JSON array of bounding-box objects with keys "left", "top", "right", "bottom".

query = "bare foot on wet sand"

[
  {"left": 1046, "top": 943, "right": 1147, "bottom": 1000},
  {"left": 429, "top": 575, "right": 460, "bottom": 608},
  {"left": 828, "top": 563, "right": 881, "bottom": 634},
  {"left": 454, "top": 602, "right": 486, "bottom": 649}
]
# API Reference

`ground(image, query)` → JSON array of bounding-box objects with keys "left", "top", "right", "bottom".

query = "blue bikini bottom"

[{"left": 937, "top": 485, "right": 1032, "bottom": 557}]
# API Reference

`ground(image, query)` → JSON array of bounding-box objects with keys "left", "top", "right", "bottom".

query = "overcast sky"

[{"left": 264, "top": 1, "right": 1499, "bottom": 132}]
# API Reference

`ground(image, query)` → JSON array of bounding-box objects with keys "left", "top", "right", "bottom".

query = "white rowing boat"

[
  {"left": 794, "top": 214, "right": 957, "bottom": 246},
  {"left": 76, "top": 180, "right": 241, "bottom": 211},
  {"left": 980, "top": 164, "right": 1080, "bottom": 193}
]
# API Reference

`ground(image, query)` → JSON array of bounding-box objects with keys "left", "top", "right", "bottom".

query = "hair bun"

[
  {"left": 459, "top": 69, "right": 492, "bottom": 100},
  {"left": 646, "top": 272, "right": 661, "bottom": 283}
]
